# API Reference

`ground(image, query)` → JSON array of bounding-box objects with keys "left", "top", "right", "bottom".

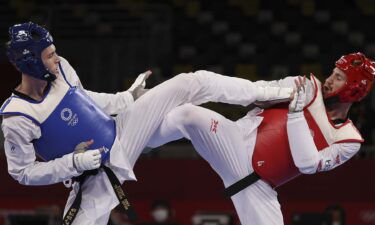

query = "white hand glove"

[
  {"left": 289, "top": 76, "right": 308, "bottom": 113},
  {"left": 289, "top": 90, "right": 306, "bottom": 112},
  {"left": 73, "top": 149, "right": 102, "bottom": 172},
  {"left": 128, "top": 70, "right": 152, "bottom": 100}
]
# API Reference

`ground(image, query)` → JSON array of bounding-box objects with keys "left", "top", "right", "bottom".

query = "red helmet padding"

[{"left": 333, "top": 52, "right": 375, "bottom": 102}]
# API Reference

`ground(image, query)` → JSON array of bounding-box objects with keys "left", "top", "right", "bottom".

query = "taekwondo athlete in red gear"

[
  {"left": 0, "top": 22, "right": 294, "bottom": 225},
  {"left": 146, "top": 52, "right": 375, "bottom": 225}
]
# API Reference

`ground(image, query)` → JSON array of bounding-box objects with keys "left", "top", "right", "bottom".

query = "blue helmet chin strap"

[{"left": 6, "top": 22, "right": 56, "bottom": 81}]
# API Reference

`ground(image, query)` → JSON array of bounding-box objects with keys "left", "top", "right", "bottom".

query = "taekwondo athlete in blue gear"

[
  {"left": 2, "top": 22, "right": 117, "bottom": 164},
  {"left": 1, "top": 22, "right": 145, "bottom": 223},
  {"left": 1, "top": 22, "right": 294, "bottom": 225}
]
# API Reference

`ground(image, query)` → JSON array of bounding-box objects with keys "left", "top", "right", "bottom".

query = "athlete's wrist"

[{"left": 287, "top": 111, "right": 304, "bottom": 119}]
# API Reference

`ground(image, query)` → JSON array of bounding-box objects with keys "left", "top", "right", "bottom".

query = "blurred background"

[{"left": 0, "top": 0, "right": 375, "bottom": 224}]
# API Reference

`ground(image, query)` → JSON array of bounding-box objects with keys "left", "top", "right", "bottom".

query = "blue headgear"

[{"left": 6, "top": 22, "right": 56, "bottom": 81}]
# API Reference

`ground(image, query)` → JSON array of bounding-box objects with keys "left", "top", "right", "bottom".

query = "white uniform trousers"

[{"left": 148, "top": 104, "right": 284, "bottom": 225}]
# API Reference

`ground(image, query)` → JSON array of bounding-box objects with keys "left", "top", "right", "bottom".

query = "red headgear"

[{"left": 329, "top": 52, "right": 375, "bottom": 103}]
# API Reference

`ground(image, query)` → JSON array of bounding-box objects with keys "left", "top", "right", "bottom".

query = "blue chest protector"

[
  {"left": 33, "top": 87, "right": 116, "bottom": 162},
  {"left": 0, "top": 61, "right": 117, "bottom": 162}
]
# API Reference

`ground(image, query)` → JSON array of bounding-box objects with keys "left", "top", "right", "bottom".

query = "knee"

[
  {"left": 171, "top": 71, "right": 210, "bottom": 91},
  {"left": 170, "top": 72, "right": 195, "bottom": 89},
  {"left": 184, "top": 106, "right": 205, "bottom": 128},
  {"left": 172, "top": 104, "right": 206, "bottom": 128}
]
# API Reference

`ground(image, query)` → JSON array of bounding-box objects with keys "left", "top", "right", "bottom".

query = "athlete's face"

[
  {"left": 41, "top": 44, "right": 60, "bottom": 75},
  {"left": 322, "top": 67, "right": 347, "bottom": 98}
]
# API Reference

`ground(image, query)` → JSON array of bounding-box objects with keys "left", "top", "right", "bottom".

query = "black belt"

[
  {"left": 223, "top": 172, "right": 261, "bottom": 197},
  {"left": 62, "top": 165, "right": 137, "bottom": 225}
]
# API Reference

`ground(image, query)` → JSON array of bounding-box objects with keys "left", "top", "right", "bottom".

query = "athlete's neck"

[
  {"left": 16, "top": 74, "right": 48, "bottom": 101},
  {"left": 326, "top": 102, "right": 351, "bottom": 121}
]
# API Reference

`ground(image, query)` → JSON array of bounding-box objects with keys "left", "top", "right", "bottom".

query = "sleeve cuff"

[
  {"left": 123, "top": 91, "right": 135, "bottom": 104},
  {"left": 66, "top": 153, "right": 82, "bottom": 177},
  {"left": 287, "top": 111, "right": 304, "bottom": 119}
]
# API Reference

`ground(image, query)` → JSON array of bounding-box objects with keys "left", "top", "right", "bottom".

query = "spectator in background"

[
  {"left": 107, "top": 206, "right": 133, "bottom": 225},
  {"left": 324, "top": 205, "right": 346, "bottom": 225},
  {"left": 138, "top": 200, "right": 181, "bottom": 225}
]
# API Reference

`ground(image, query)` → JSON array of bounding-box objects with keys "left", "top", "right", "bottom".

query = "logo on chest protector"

[
  {"left": 101, "top": 146, "right": 109, "bottom": 153},
  {"left": 61, "top": 108, "right": 79, "bottom": 126},
  {"left": 257, "top": 161, "right": 265, "bottom": 167}
]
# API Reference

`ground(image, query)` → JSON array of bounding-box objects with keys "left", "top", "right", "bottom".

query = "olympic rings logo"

[
  {"left": 60, "top": 108, "right": 79, "bottom": 126},
  {"left": 61, "top": 108, "right": 73, "bottom": 121}
]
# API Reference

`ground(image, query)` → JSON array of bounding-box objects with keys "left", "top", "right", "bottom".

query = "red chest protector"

[{"left": 252, "top": 75, "right": 364, "bottom": 188}]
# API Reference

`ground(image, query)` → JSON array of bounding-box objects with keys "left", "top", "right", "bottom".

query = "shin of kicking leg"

[{"left": 188, "top": 70, "right": 293, "bottom": 106}]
